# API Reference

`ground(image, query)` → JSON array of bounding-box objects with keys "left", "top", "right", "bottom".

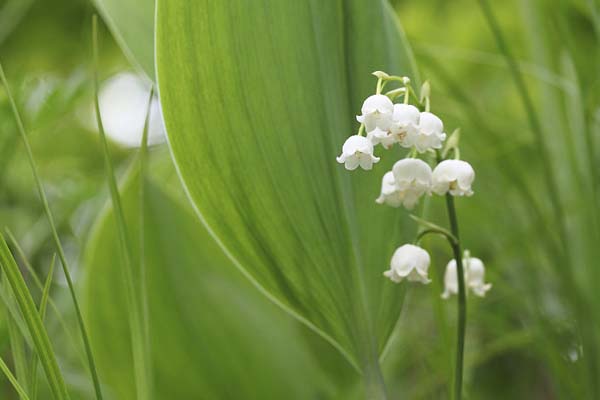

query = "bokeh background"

[{"left": 1, "top": 0, "right": 599, "bottom": 398}]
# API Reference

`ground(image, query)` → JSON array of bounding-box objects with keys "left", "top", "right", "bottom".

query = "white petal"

[
  {"left": 344, "top": 156, "right": 360, "bottom": 170},
  {"left": 361, "top": 94, "right": 393, "bottom": 115}
]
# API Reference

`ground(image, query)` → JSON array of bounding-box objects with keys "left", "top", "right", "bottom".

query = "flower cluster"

[{"left": 336, "top": 71, "right": 491, "bottom": 299}]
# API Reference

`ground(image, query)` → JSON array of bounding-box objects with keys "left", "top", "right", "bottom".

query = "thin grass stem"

[
  {"left": 0, "top": 234, "right": 69, "bottom": 400},
  {"left": 0, "top": 58, "right": 102, "bottom": 400},
  {"left": 0, "top": 356, "right": 31, "bottom": 400},
  {"left": 30, "top": 253, "right": 56, "bottom": 400},
  {"left": 92, "top": 14, "right": 151, "bottom": 400}
]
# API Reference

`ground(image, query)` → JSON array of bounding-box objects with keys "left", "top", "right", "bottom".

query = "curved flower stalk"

[{"left": 336, "top": 71, "right": 491, "bottom": 400}]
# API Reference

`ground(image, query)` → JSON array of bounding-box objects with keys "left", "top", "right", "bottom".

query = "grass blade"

[
  {"left": 5, "top": 228, "right": 87, "bottom": 366},
  {"left": 138, "top": 86, "right": 154, "bottom": 389},
  {"left": 476, "top": 0, "right": 567, "bottom": 248},
  {"left": 0, "top": 233, "right": 68, "bottom": 400},
  {"left": 0, "top": 59, "right": 103, "bottom": 400},
  {"left": 93, "top": 14, "right": 151, "bottom": 400},
  {"left": 7, "top": 306, "right": 29, "bottom": 399},
  {"left": 30, "top": 253, "right": 56, "bottom": 400},
  {"left": 0, "top": 356, "right": 31, "bottom": 400}
]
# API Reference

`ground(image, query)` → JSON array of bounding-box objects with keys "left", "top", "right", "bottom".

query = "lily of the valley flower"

[
  {"left": 375, "top": 171, "right": 404, "bottom": 207},
  {"left": 432, "top": 160, "right": 475, "bottom": 196},
  {"left": 390, "top": 104, "right": 420, "bottom": 148},
  {"left": 385, "top": 158, "right": 432, "bottom": 209},
  {"left": 414, "top": 111, "right": 447, "bottom": 153},
  {"left": 336, "top": 135, "right": 380, "bottom": 170},
  {"left": 367, "top": 127, "right": 396, "bottom": 149},
  {"left": 356, "top": 94, "right": 394, "bottom": 132},
  {"left": 367, "top": 104, "right": 420, "bottom": 149},
  {"left": 384, "top": 244, "right": 431, "bottom": 284},
  {"left": 442, "top": 255, "right": 492, "bottom": 299},
  {"left": 465, "top": 257, "right": 492, "bottom": 297}
]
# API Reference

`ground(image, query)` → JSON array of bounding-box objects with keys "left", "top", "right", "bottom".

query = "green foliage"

[
  {"left": 92, "top": 0, "right": 154, "bottom": 78},
  {"left": 82, "top": 163, "right": 334, "bottom": 399},
  {"left": 155, "top": 1, "right": 417, "bottom": 385}
]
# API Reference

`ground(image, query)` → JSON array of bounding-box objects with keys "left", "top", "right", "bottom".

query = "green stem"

[
  {"left": 92, "top": 15, "right": 151, "bottom": 400},
  {"left": 445, "top": 194, "right": 466, "bottom": 400},
  {"left": 0, "top": 59, "right": 102, "bottom": 400},
  {"left": 364, "top": 359, "right": 388, "bottom": 400}
]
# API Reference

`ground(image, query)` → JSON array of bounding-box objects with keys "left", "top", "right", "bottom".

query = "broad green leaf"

[
  {"left": 93, "top": 0, "right": 155, "bottom": 78},
  {"left": 156, "top": 0, "right": 417, "bottom": 378},
  {"left": 82, "top": 167, "right": 332, "bottom": 399}
]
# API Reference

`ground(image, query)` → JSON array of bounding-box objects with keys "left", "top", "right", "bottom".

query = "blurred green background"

[{"left": 1, "top": 0, "right": 599, "bottom": 398}]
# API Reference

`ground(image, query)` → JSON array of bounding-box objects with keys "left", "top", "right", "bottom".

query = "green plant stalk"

[
  {"left": 476, "top": 0, "right": 566, "bottom": 247},
  {"left": 0, "top": 356, "right": 31, "bottom": 400},
  {"left": 445, "top": 195, "right": 467, "bottom": 400},
  {"left": 31, "top": 254, "right": 56, "bottom": 400},
  {"left": 93, "top": 15, "right": 151, "bottom": 400},
  {"left": 0, "top": 60, "right": 102, "bottom": 400},
  {"left": 6, "top": 228, "right": 88, "bottom": 367},
  {"left": 7, "top": 302, "right": 29, "bottom": 399},
  {"left": 0, "top": 234, "right": 69, "bottom": 400},
  {"left": 138, "top": 87, "right": 154, "bottom": 392},
  {"left": 363, "top": 359, "right": 388, "bottom": 400}
]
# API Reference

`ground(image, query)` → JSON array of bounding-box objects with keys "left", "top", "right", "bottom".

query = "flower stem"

[{"left": 444, "top": 194, "right": 466, "bottom": 400}]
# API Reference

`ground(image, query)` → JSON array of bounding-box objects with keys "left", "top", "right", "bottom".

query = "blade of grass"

[
  {"left": 477, "top": 0, "right": 568, "bottom": 250},
  {"left": 0, "top": 60, "right": 103, "bottom": 400},
  {"left": 7, "top": 305, "right": 29, "bottom": 399},
  {"left": 5, "top": 228, "right": 88, "bottom": 366},
  {"left": 30, "top": 253, "right": 56, "bottom": 400},
  {"left": 0, "top": 271, "right": 32, "bottom": 347},
  {"left": 0, "top": 233, "right": 69, "bottom": 400},
  {"left": 93, "top": 14, "right": 151, "bottom": 400},
  {"left": 0, "top": 356, "right": 31, "bottom": 400},
  {"left": 138, "top": 86, "right": 154, "bottom": 389}
]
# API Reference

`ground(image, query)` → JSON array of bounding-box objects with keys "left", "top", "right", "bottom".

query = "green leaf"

[
  {"left": 92, "top": 0, "right": 155, "bottom": 78},
  {"left": 82, "top": 166, "right": 333, "bottom": 399},
  {"left": 156, "top": 0, "right": 418, "bottom": 378}
]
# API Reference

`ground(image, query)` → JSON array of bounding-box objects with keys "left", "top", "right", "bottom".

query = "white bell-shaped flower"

[
  {"left": 384, "top": 244, "right": 431, "bottom": 284},
  {"left": 336, "top": 135, "right": 380, "bottom": 170},
  {"left": 441, "top": 259, "right": 460, "bottom": 299},
  {"left": 375, "top": 171, "right": 403, "bottom": 207},
  {"left": 465, "top": 257, "right": 492, "bottom": 297},
  {"left": 414, "top": 112, "right": 447, "bottom": 153},
  {"left": 367, "top": 127, "right": 396, "bottom": 149},
  {"left": 386, "top": 158, "right": 432, "bottom": 209},
  {"left": 441, "top": 256, "right": 492, "bottom": 299},
  {"left": 390, "top": 104, "right": 420, "bottom": 148},
  {"left": 432, "top": 160, "right": 475, "bottom": 196},
  {"left": 356, "top": 94, "right": 394, "bottom": 132}
]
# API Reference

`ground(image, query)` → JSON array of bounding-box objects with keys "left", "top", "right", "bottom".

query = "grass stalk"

[
  {"left": 0, "top": 356, "right": 31, "bottom": 400},
  {"left": 476, "top": 0, "right": 567, "bottom": 247},
  {"left": 5, "top": 228, "right": 88, "bottom": 366},
  {"left": 31, "top": 253, "right": 56, "bottom": 400},
  {"left": 92, "top": 15, "right": 151, "bottom": 400},
  {"left": 0, "top": 59, "right": 103, "bottom": 400},
  {"left": 7, "top": 300, "right": 30, "bottom": 399},
  {"left": 139, "top": 86, "right": 154, "bottom": 392},
  {"left": 0, "top": 234, "right": 68, "bottom": 400}
]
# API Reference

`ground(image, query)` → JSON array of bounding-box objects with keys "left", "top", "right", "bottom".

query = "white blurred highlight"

[{"left": 87, "top": 72, "right": 166, "bottom": 148}]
